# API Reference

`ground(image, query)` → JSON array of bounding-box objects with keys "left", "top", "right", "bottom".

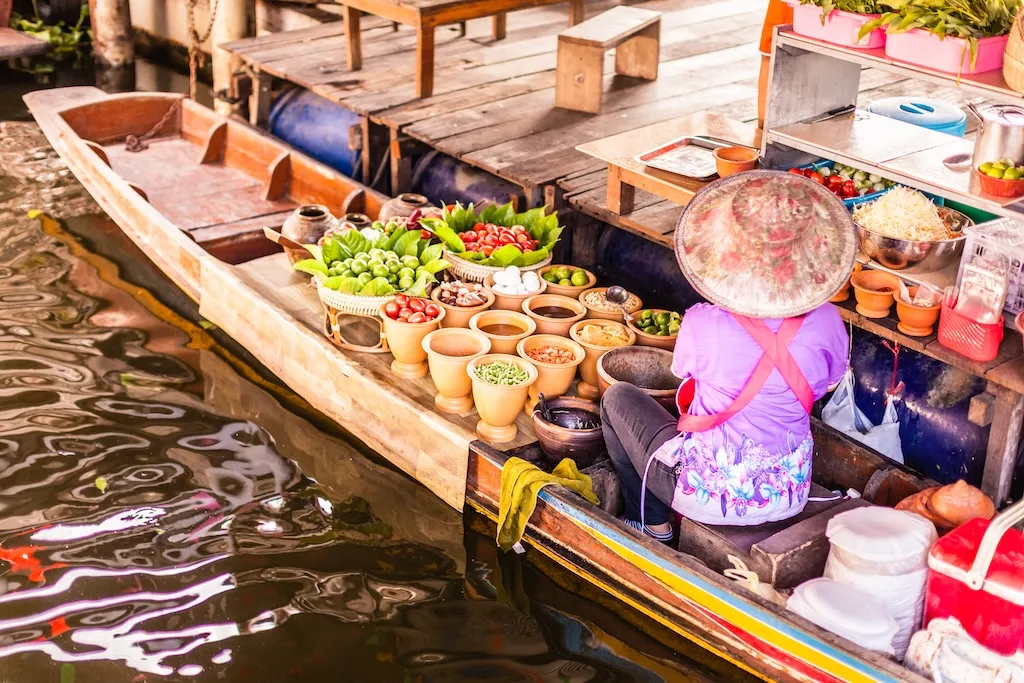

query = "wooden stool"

[{"left": 555, "top": 6, "right": 661, "bottom": 114}]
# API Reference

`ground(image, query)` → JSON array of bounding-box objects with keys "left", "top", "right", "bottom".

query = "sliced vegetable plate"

[{"left": 423, "top": 201, "right": 563, "bottom": 269}]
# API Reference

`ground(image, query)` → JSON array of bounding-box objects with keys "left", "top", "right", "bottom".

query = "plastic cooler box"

[
  {"left": 924, "top": 499, "right": 1024, "bottom": 656},
  {"left": 786, "top": 0, "right": 886, "bottom": 49},
  {"left": 868, "top": 98, "right": 968, "bottom": 138}
]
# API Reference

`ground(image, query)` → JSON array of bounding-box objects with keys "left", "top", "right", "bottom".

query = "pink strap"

[{"left": 677, "top": 315, "right": 814, "bottom": 433}]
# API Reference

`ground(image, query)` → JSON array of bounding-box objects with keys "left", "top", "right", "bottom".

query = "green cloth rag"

[{"left": 496, "top": 457, "right": 600, "bottom": 552}]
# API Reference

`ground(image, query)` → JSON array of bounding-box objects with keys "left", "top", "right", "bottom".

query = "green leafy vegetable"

[
  {"left": 405, "top": 272, "right": 434, "bottom": 298},
  {"left": 393, "top": 231, "right": 422, "bottom": 258},
  {"left": 294, "top": 259, "right": 329, "bottom": 277},
  {"left": 321, "top": 237, "right": 346, "bottom": 265},
  {"left": 419, "top": 258, "right": 450, "bottom": 274},
  {"left": 420, "top": 242, "right": 443, "bottom": 264},
  {"left": 337, "top": 230, "right": 372, "bottom": 259},
  {"left": 488, "top": 244, "right": 525, "bottom": 267},
  {"left": 794, "top": 0, "right": 886, "bottom": 21}
]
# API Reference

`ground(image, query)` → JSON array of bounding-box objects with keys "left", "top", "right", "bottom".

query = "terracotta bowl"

[
  {"left": 379, "top": 301, "right": 445, "bottom": 379},
  {"left": 422, "top": 328, "right": 491, "bottom": 414},
  {"left": 626, "top": 309, "right": 679, "bottom": 351},
  {"left": 431, "top": 286, "right": 495, "bottom": 329},
  {"left": 483, "top": 272, "right": 547, "bottom": 311},
  {"left": 467, "top": 353, "right": 538, "bottom": 443},
  {"left": 850, "top": 270, "right": 901, "bottom": 319},
  {"left": 469, "top": 310, "right": 536, "bottom": 354},
  {"left": 516, "top": 334, "right": 585, "bottom": 415},
  {"left": 713, "top": 147, "right": 759, "bottom": 177},
  {"left": 532, "top": 396, "right": 604, "bottom": 468},
  {"left": 569, "top": 319, "right": 636, "bottom": 400},
  {"left": 538, "top": 265, "right": 598, "bottom": 298},
  {"left": 596, "top": 346, "right": 682, "bottom": 412},
  {"left": 894, "top": 285, "right": 941, "bottom": 337},
  {"left": 521, "top": 294, "right": 587, "bottom": 337},
  {"left": 579, "top": 286, "right": 643, "bottom": 321},
  {"left": 830, "top": 262, "right": 863, "bottom": 304}
]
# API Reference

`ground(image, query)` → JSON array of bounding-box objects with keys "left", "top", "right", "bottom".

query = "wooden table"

[
  {"left": 341, "top": 0, "right": 585, "bottom": 98},
  {"left": 575, "top": 111, "right": 760, "bottom": 214}
]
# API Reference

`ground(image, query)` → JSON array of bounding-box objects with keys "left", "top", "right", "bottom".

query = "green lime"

[
  {"left": 1003, "top": 158, "right": 1017, "bottom": 168},
  {"left": 367, "top": 258, "right": 384, "bottom": 270},
  {"left": 993, "top": 162, "right": 1008, "bottom": 171},
  {"left": 570, "top": 270, "right": 589, "bottom": 286},
  {"left": 372, "top": 220, "right": 384, "bottom": 231},
  {"left": 350, "top": 260, "right": 368, "bottom": 275},
  {"left": 670, "top": 311, "right": 681, "bottom": 321},
  {"left": 543, "top": 270, "right": 559, "bottom": 283},
  {"left": 398, "top": 276, "right": 414, "bottom": 290},
  {"left": 401, "top": 255, "right": 420, "bottom": 269},
  {"left": 372, "top": 265, "right": 390, "bottom": 278},
  {"left": 656, "top": 328, "right": 669, "bottom": 336},
  {"left": 980, "top": 161, "right": 995, "bottom": 174},
  {"left": 554, "top": 266, "right": 571, "bottom": 281},
  {"left": 340, "top": 269, "right": 354, "bottom": 279},
  {"left": 1005, "top": 168, "right": 1023, "bottom": 181},
  {"left": 358, "top": 272, "right": 374, "bottom": 286},
  {"left": 987, "top": 168, "right": 1006, "bottom": 179},
  {"left": 640, "top": 309, "right": 653, "bottom": 321},
  {"left": 655, "top": 312, "right": 671, "bottom": 327},
  {"left": 388, "top": 260, "right": 402, "bottom": 274},
  {"left": 398, "top": 267, "right": 415, "bottom": 280},
  {"left": 559, "top": 278, "right": 571, "bottom": 286},
  {"left": 668, "top": 322, "right": 680, "bottom": 335}
]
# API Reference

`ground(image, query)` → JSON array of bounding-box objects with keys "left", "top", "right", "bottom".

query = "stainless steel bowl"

[{"left": 855, "top": 207, "right": 972, "bottom": 274}]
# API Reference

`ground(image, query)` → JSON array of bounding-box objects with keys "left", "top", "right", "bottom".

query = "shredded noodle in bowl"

[{"left": 852, "top": 188, "right": 953, "bottom": 242}]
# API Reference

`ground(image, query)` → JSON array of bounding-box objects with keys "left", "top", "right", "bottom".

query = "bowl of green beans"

[{"left": 466, "top": 354, "right": 539, "bottom": 443}]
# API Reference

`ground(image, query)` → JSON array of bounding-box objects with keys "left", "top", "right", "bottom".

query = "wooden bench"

[{"left": 555, "top": 6, "right": 661, "bottom": 114}]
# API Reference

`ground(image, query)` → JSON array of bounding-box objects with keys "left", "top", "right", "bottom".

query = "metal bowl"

[{"left": 855, "top": 206, "right": 972, "bottom": 273}]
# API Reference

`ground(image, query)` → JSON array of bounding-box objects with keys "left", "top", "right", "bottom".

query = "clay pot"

[
  {"left": 341, "top": 213, "right": 372, "bottom": 229},
  {"left": 851, "top": 270, "right": 901, "bottom": 319},
  {"left": 579, "top": 286, "right": 643, "bottom": 321},
  {"left": 830, "top": 263, "right": 863, "bottom": 304},
  {"left": 422, "top": 328, "right": 491, "bottom": 414},
  {"left": 532, "top": 396, "right": 604, "bottom": 468},
  {"left": 469, "top": 310, "right": 536, "bottom": 354},
  {"left": 379, "top": 301, "right": 445, "bottom": 379},
  {"left": 713, "top": 147, "right": 759, "bottom": 177},
  {"left": 569, "top": 319, "right": 636, "bottom": 399},
  {"left": 538, "top": 265, "right": 597, "bottom": 298},
  {"left": 597, "top": 346, "right": 682, "bottom": 411},
  {"left": 521, "top": 294, "right": 586, "bottom": 337},
  {"left": 281, "top": 205, "right": 339, "bottom": 264},
  {"left": 894, "top": 285, "right": 941, "bottom": 337},
  {"left": 484, "top": 272, "right": 547, "bottom": 311},
  {"left": 467, "top": 353, "right": 538, "bottom": 443},
  {"left": 431, "top": 287, "right": 495, "bottom": 329},
  {"left": 516, "top": 334, "right": 585, "bottom": 415},
  {"left": 626, "top": 309, "right": 678, "bottom": 351},
  {"left": 379, "top": 193, "right": 433, "bottom": 221},
  {"left": 929, "top": 480, "right": 995, "bottom": 527}
]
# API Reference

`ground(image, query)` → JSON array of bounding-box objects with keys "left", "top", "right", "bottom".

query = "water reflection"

[{"left": 0, "top": 119, "right": 722, "bottom": 682}]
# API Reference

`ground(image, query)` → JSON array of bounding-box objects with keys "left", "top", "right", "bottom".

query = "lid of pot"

[
  {"left": 868, "top": 98, "right": 967, "bottom": 129},
  {"left": 826, "top": 506, "right": 937, "bottom": 565},
  {"left": 673, "top": 170, "right": 857, "bottom": 319},
  {"left": 976, "top": 104, "right": 1024, "bottom": 125}
]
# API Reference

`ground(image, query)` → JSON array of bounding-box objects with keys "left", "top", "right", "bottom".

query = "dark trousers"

[{"left": 600, "top": 382, "right": 680, "bottom": 526}]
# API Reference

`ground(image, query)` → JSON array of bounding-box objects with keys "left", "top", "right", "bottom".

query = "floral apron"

[{"left": 646, "top": 314, "right": 815, "bottom": 526}]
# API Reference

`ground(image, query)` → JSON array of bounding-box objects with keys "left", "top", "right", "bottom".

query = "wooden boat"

[{"left": 26, "top": 86, "right": 929, "bottom": 683}]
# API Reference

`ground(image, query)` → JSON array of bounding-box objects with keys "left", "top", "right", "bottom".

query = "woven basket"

[
  {"left": 315, "top": 279, "right": 394, "bottom": 353},
  {"left": 1006, "top": 13, "right": 1024, "bottom": 94},
  {"left": 444, "top": 249, "right": 553, "bottom": 283}
]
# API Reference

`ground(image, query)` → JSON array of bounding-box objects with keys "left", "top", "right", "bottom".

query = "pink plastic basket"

[
  {"left": 787, "top": 1, "right": 886, "bottom": 48},
  {"left": 885, "top": 30, "right": 1007, "bottom": 75},
  {"left": 937, "top": 302, "right": 1004, "bottom": 362}
]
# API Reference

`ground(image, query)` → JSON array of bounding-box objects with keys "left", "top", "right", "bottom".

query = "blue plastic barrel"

[
  {"left": 868, "top": 97, "right": 968, "bottom": 137},
  {"left": 269, "top": 88, "right": 361, "bottom": 178},
  {"left": 411, "top": 150, "right": 521, "bottom": 207}
]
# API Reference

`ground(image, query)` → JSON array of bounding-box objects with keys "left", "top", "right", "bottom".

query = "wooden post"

[
  {"left": 212, "top": 0, "right": 255, "bottom": 116},
  {"left": 981, "top": 384, "right": 1024, "bottom": 506},
  {"left": 88, "top": 0, "right": 134, "bottom": 67},
  {"left": 0, "top": 0, "right": 12, "bottom": 28}
]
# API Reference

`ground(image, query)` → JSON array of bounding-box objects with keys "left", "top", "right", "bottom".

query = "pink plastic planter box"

[
  {"left": 885, "top": 30, "right": 1008, "bottom": 75},
  {"left": 787, "top": 1, "right": 886, "bottom": 49}
]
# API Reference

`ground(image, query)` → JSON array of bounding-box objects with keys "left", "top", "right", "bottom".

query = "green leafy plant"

[
  {"left": 11, "top": 2, "right": 91, "bottom": 55},
  {"left": 423, "top": 201, "right": 563, "bottom": 268},
  {"left": 796, "top": 0, "right": 887, "bottom": 22},
  {"left": 859, "top": 0, "right": 1022, "bottom": 69}
]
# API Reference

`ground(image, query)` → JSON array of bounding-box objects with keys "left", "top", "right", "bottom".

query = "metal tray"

[{"left": 634, "top": 135, "right": 735, "bottom": 181}]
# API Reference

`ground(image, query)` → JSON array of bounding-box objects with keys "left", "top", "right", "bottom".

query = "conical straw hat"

[{"left": 674, "top": 170, "right": 857, "bottom": 319}]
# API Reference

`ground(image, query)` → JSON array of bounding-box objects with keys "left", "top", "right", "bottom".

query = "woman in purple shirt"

[{"left": 601, "top": 172, "right": 856, "bottom": 543}]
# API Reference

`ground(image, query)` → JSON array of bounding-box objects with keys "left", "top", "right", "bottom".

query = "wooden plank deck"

[{"left": 0, "top": 27, "right": 47, "bottom": 59}]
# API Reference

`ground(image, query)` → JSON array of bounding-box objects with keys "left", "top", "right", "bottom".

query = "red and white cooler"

[{"left": 924, "top": 499, "right": 1024, "bottom": 656}]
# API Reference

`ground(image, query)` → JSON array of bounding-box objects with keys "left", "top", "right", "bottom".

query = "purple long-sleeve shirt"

[{"left": 672, "top": 303, "right": 850, "bottom": 454}]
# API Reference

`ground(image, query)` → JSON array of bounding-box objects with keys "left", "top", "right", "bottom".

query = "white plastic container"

[
  {"left": 958, "top": 218, "right": 1024, "bottom": 317},
  {"left": 788, "top": 578, "right": 899, "bottom": 654}
]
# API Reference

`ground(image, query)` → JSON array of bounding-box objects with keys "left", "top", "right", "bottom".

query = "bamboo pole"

[
  {"left": 212, "top": 0, "right": 255, "bottom": 115},
  {"left": 88, "top": 0, "right": 134, "bottom": 67}
]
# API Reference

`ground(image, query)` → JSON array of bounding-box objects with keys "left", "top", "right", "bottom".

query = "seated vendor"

[{"left": 602, "top": 172, "right": 854, "bottom": 543}]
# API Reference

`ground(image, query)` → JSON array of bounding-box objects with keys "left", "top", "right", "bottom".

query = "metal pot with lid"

[{"left": 969, "top": 103, "right": 1024, "bottom": 169}]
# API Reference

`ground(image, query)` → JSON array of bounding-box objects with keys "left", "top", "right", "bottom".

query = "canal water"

[{"left": 0, "top": 61, "right": 753, "bottom": 682}]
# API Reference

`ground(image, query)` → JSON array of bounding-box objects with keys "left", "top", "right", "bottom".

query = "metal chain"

[
  {"left": 125, "top": 99, "right": 180, "bottom": 152},
  {"left": 186, "top": 0, "right": 221, "bottom": 100}
]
